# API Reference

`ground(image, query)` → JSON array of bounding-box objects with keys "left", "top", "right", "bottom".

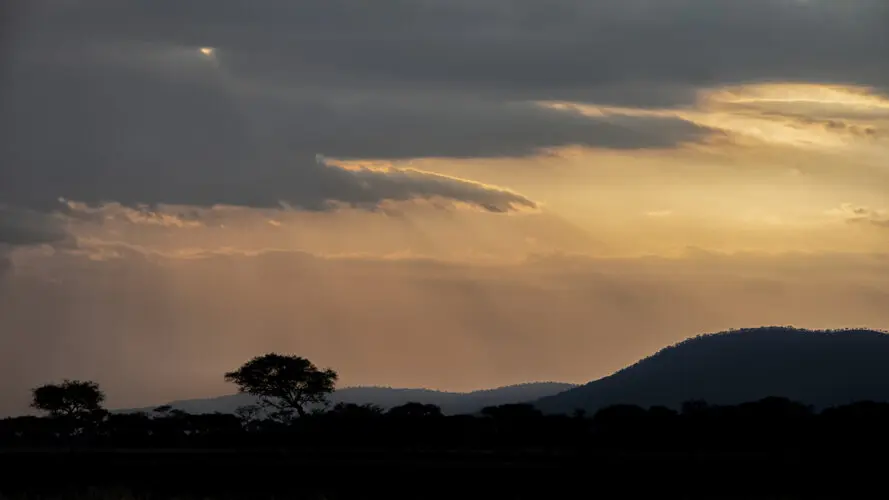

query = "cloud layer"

[
  {"left": 0, "top": 41, "right": 694, "bottom": 212},
  {"left": 831, "top": 204, "right": 889, "bottom": 229},
  {"left": 0, "top": 207, "right": 73, "bottom": 276},
  {"left": 11, "top": 1, "right": 884, "bottom": 212},
  {"left": 0, "top": 208, "right": 69, "bottom": 247},
  {"left": 14, "top": 1, "right": 889, "bottom": 98}
]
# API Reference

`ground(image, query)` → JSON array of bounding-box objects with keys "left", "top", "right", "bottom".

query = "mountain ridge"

[
  {"left": 122, "top": 382, "right": 577, "bottom": 416},
  {"left": 535, "top": 326, "right": 889, "bottom": 414}
]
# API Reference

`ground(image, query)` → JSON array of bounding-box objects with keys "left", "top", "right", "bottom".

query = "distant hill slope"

[
  {"left": 535, "top": 327, "right": 889, "bottom": 415},
  {"left": 123, "top": 382, "right": 576, "bottom": 416}
]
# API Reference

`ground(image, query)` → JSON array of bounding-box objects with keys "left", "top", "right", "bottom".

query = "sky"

[{"left": 1, "top": 0, "right": 888, "bottom": 415}]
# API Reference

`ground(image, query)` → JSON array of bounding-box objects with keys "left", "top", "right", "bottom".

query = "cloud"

[
  {"left": 44, "top": 153, "right": 537, "bottom": 214},
  {"left": 13, "top": 0, "right": 889, "bottom": 100},
  {"left": 0, "top": 207, "right": 69, "bottom": 247},
  {"left": 0, "top": 47, "right": 541, "bottom": 213},
  {"left": 60, "top": 201, "right": 205, "bottom": 228},
  {"left": 0, "top": 51, "right": 679, "bottom": 213},
  {"left": 0, "top": 206, "right": 73, "bottom": 277},
  {"left": 317, "top": 159, "right": 539, "bottom": 212},
  {"left": 261, "top": 91, "right": 709, "bottom": 159},
  {"left": 5, "top": 1, "right": 884, "bottom": 215},
  {"left": 830, "top": 204, "right": 889, "bottom": 228},
  {"left": 52, "top": 198, "right": 602, "bottom": 266}
]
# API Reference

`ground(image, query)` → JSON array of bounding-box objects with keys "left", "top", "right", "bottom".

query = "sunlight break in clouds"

[
  {"left": 358, "top": 88, "right": 886, "bottom": 261},
  {"left": 539, "top": 83, "right": 889, "bottom": 152},
  {"left": 706, "top": 84, "right": 889, "bottom": 113}
]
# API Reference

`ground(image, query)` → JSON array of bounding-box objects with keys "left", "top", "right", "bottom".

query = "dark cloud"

[
  {"left": 0, "top": 42, "right": 705, "bottom": 212},
  {"left": 2, "top": 0, "right": 886, "bottom": 213},
  {"left": 0, "top": 56, "right": 537, "bottom": 212},
  {"left": 12, "top": 0, "right": 889, "bottom": 99},
  {"left": 0, "top": 206, "right": 72, "bottom": 277},
  {"left": 0, "top": 207, "right": 69, "bottom": 247},
  {"left": 258, "top": 91, "right": 707, "bottom": 159}
]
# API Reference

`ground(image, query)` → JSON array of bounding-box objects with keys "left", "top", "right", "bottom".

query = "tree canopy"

[
  {"left": 31, "top": 380, "right": 105, "bottom": 418},
  {"left": 224, "top": 353, "right": 337, "bottom": 419},
  {"left": 387, "top": 402, "right": 443, "bottom": 418}
]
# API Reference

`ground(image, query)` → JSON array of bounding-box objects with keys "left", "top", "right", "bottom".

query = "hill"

[
  {"left": 535, "top": 327, "right": 889, "bottom": 414},
  {"left": 123, "top": 382, "right": 576, "bottom": 415}
]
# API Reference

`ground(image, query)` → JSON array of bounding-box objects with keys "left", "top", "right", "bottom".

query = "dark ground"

[{"left": 0, "top": 449, "right": 879, "bottom": 499}]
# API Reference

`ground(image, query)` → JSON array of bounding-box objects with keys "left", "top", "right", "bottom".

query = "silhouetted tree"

[
  {"left": 329, "top": 403, "right": 384, "bottom": 418},
  {"left": 152, "top": 405, "right": 173, "bottom": 415},
  {"left": 481, "top": 403, "right": 543, "bottom": 420},
  {"left": 235, "top": 404, "right": 262, "bottom": 422},
  {"left": 387, "top": 402, "right": 443, "bottom": 418},
  {"left": 224, "top": 353, "right": 337, "bottom": 419},
  {"left": 31, "top": 380, "right": 105, "bottom": 419},
  {"left": 102, "top": 412, "right": 152, "bottom": 447}
]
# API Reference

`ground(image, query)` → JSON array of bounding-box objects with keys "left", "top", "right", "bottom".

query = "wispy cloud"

[{"left": 828, "top": 204, "right": 889, "bottom": 228}]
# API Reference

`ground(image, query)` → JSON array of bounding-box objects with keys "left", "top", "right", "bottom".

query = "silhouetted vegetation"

[
  {"left": 7, "top": 393, "right": 889, "bottom": 454},
  {"left": 224, "top": 353, "right": 337, "bottom": 420},
  {"left": 31, "top": 380, "right": 105, "bottom": 419},
  {"left": 7, "top": 330, "right": 889, "bottom": 455},
  {"left": 2, "top": 395, "right": 886, "bottom": 498},
  {"left": 5, "top": 329, "right": 889, "bottom": 498}
]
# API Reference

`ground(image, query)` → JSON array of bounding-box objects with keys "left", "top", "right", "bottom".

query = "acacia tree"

[
  {"left": 224, "top": 353, "right": 337, "bottom": 420},
  {"left": 31, "top": 379, "right": 105, "bottom": 418}
]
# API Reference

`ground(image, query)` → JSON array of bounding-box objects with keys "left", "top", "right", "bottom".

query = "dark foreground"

[
  {"left": 5, "top": 396, "right": 889, "bottom": 498},
  {"left": 0, "top": 448, "right": 882, "bottom": 499}
]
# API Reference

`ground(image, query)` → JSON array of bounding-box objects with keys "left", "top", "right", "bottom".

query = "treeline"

[
  {"left": 4, "top": 397, "right": 889, "bottom": 453},
  {"left": 6, "top": 352, "right": 889, "bottom": 453}
]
